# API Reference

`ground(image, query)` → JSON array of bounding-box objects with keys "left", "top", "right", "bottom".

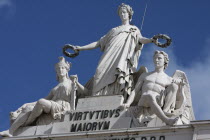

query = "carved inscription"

[{"left": 68, "top": 109, "right": 121, "bottom": 132}]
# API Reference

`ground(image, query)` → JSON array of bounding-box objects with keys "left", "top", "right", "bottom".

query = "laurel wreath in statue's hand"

[
  {"left": 152, "top": 34, "right": 172, "bottom": 48},
  {"left": 63, "top": 44, "right": 79, "bottom": 58}
]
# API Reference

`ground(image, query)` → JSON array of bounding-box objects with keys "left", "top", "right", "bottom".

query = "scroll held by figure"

[{"left": 121, "top": 50, "right": 194, "bottom": 126}]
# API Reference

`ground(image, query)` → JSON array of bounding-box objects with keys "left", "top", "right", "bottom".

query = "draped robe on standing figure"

[{"left": 92, "top": 25, "right": 143, "bottom": 97}]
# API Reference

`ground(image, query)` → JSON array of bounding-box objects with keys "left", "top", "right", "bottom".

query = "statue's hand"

[
  {"left": 72, "top": 75, "right": 78, "bottom": 80},
  {"left": 74, "top": 46, "right": 81, "bottom": 51},
  {"left": 70, "top": 75, "right": 78, "bottom": 83},
  {"left": 172, "top": 78, "right": 182, "bottom": 84},
  {"left": 151, "top": 38, "right": 157, "bottom": 44},
  {"left": 53, "top": 112, "right": 62, "bottom": 120},
  {"left": 119, "top": 103, "right": 130, "bottom": 111}
]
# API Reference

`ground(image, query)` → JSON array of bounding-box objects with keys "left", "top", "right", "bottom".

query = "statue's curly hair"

[
  {"left": 55, "top": 56, "right": 71, "bottom": 81},
  {"left": 117, "top": 3, "right": 134, "bottom": 21},
  {"left": 153, "top": 50, "right": 169, "bottom": 69}
]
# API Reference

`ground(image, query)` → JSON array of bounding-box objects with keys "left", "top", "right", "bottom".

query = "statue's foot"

[
  {"left": 166, "top": 117, "right": 179, "bottom": 126},
  {"left": 0, "top": 130, "right": 12, "bottom": 137}
]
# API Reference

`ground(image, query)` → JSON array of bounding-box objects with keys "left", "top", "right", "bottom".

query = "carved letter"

[
  {"left": 98, "top": 121, "right": 104, "bottom": 130},
  {"left": 89, "top": 111, "right": 95, "bottom": 120},
  {"left": 71, "top": 123, "right": 77, "bottom": 132},
  {"left": 103, "top": 121, "right": 110, "bottom": 130},
  {"left": 83, "top": 111, "right": 89, "bottom": 120},
  {"left": 69, "top": 112, "right": 75, "bottom": 121},
  {"left": 115, "top": 109, "right": 121, "bottom": 117},
  {"left": 92, "top": 122, "right": 98, "bottom": 130}
]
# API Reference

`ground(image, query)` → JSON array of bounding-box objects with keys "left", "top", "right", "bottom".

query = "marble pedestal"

[{"left": 9, "top": 95, "right": 130, "bottom": 137}]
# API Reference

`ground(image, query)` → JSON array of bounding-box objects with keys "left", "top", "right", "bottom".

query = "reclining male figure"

[{"left": 123, "top": 51, "right": 180, "bottom": 126}]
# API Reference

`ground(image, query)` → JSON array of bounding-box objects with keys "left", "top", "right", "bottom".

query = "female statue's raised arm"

[
  {"left": 138, "top": 30, "right": 154, "bottom": 44},
  {"left": 76, "top": 41, "right": 100, "bottom": 51},
  {"left": 139, "top": 36, "right": 154, "bottom": 44}
]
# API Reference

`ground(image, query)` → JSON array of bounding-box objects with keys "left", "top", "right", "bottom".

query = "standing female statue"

[{"left": 73, "top": 3, "right": 155, "bottom": 98}]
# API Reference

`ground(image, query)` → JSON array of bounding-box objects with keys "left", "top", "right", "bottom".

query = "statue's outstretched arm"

[
  {"left": 137, "top": 30, "right": 154, "bottom": 44},
  {"left": 139, "top": 36, "right": 153, "bottom": 44},
  {"left": 76, "top": 41, "right": 100, "bottom": 51}
]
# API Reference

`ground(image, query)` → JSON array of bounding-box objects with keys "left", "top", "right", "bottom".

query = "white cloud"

[
  {"left": 0, "top": 0, "right": 15, "bottom": 19},
  {"left": 0, "top": 0, "right": 11, "bottom": 6},
  {"left": 140, "top": 40, "right": 210, "bottom": 121},
  {"left": 183, "top": 51, "right": 210, "bottom": 120}
]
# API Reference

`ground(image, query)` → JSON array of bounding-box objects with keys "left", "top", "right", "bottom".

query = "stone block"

[
  {"left": 147, "top": 117, "right": 165, "bottom": 127},
  {"left": 110, "top": 117, "right": 131, "bottom": 129},
  {"left": 76, "top": 95, "right": 124, "bottom": 110},
  {"left": 36, "top": 114, "right": 61, "bottom": 125},
  {"left": 51, "top": 122, "right": 71, "bottom": 134},
  {"left": 51, "top": 113, "right": 131, "bottom": 133},
  {"left": 63, "top": 113, "right": 70, "bottom": 122},
  {"left": 35, "top": 124, "right": 53, "bottom": 135},
  {"left": 13, "top": 126, "right": 37, "bottom": 136},
  {"left": 197, "top": 129, "right": 210, "bottom": 139}
]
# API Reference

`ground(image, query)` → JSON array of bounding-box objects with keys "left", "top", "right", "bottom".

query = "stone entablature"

[{"left": 2, "top": 120, "right": 210, "bottom": 140}]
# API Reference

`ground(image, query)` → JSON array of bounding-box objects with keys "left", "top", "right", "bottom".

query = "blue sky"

[{"left": 0, "top": 0, "right": 210, "bottom": 131}]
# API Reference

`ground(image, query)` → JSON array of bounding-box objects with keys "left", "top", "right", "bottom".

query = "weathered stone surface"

[
  {"left": 76, "top": 95, "right": 124, "bottom": 110},
  {"left": 13, "top": 126, "right": 36, "bottom": 136},
  {"left": 35, "top": 124, "right": 53, "bottom": 135},
  {"left": 2, "top": 120, "right": 210, "bottom": 140},
  {"left": 51, "top": 122, "right": 71, "bottom": 134},
  {"left": 111, "top": 117, "right": 131, "bottom": 129},
  {"left": 147, "top": 117, "right": 165, "bottom": 127},
  {"left": 51, "top": 116, "right": 131, "bottom": 134},
  {"left": 63, "top": 113, "right": 70, "bottom": 122}
]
